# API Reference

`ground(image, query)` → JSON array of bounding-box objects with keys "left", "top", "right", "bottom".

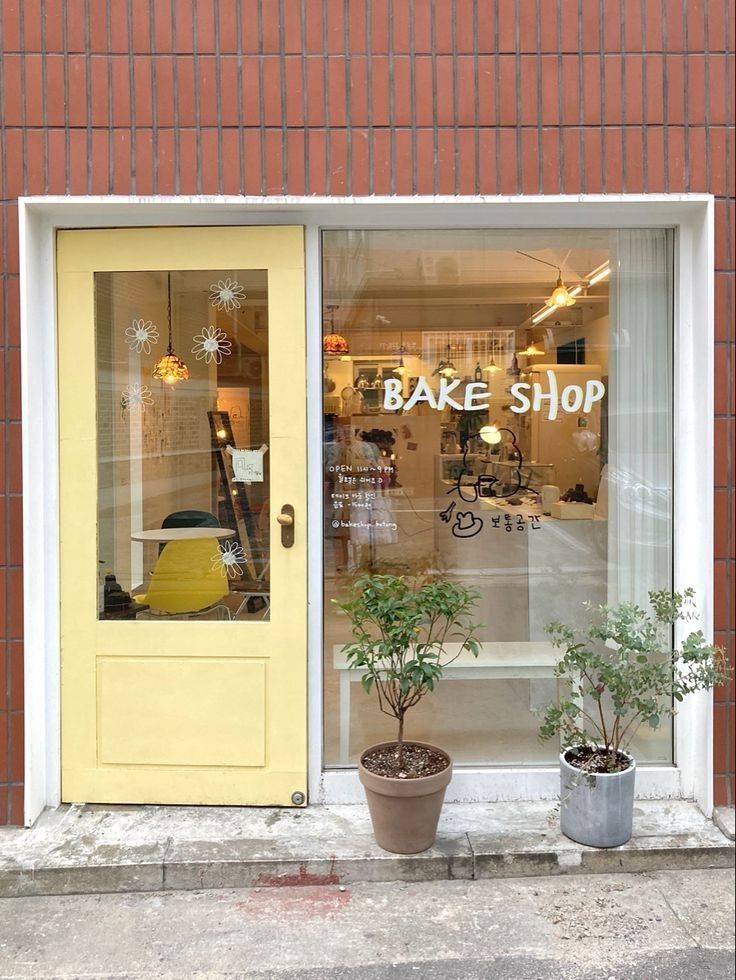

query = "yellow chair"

[{"left": 134, "top": 537, "right": 230, "bottom": 619}]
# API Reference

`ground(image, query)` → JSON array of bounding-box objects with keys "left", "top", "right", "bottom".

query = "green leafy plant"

[
  {"left": 539, "top": 588, "right": 730, "bottom": 773},
  {"left": 334, "top": 574, "right": 482, "bottom": 765}
]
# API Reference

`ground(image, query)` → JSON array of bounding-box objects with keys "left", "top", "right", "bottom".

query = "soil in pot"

[
  {"left": 564, "top": 746, "right": 632, "bottom": 774},
  {"left": 361, "top": 743, "right": 449, "bottom": 780}
]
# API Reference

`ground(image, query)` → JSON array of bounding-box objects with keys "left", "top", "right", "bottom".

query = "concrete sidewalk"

[
  {"left": 0, "top": 870, "right": 734, "bottom": 978},
  {"left": 0, "top": 800, "right": 732, "bottom": 898}
]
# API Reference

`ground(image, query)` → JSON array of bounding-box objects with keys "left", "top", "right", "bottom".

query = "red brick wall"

[{"left": 1, "top": 1, "right": 733, "bottom": 823}]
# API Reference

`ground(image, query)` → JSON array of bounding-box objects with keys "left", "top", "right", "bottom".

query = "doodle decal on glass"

[
  {"left": 439, "top": 501, "right": 456, "bottom": 524},
  {"left": 192, "top": 326, "right": 233, "bottom": 365},
  {"left": 212, "top": 540, "right": 247, "bottom": 579},
  {"left": 125, "top": 319, "right": 159, "bottom": 354},
  {"left": 452, "top": 512, "right": 483, "bottom": 538},
  {"left": 209, "top": 278, "right": 246, "bottom": 312},
  {"left": 447, "top": 428, "right": 535, "bottom": 504},
  {"left": 121, "top": 382, "right": 154, "bottom": 415}
]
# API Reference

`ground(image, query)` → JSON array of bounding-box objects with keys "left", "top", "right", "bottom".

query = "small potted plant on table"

[
  {"left": 539, "top": 588, "right": 729, "bottom": 848},
  {"left": 335, "top": 574, "right": 481, "bottom": 854}
]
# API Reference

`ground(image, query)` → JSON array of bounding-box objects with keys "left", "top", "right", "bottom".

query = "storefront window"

[
  {"left": 322, "top": 228, "right": 674, "bottom": 767},
  {"left": 95, "top": 270, "right": 271, "bottom": 621}
]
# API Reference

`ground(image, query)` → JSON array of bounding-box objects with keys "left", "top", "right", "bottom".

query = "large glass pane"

[
  {"left": 96, "top": 269, "right": 271, "bottom": 621},
  {"left": 322, "top": 228, "right": 674, "bottom": 767}
]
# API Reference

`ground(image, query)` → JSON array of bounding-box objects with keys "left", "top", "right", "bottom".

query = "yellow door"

[{"left": 58, "top": 226, "right": 307, "bottom": 806}]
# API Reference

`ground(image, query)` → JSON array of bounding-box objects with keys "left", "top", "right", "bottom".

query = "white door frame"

[{"left": 19, "top": 195, "right": 714, "bottom": 825}]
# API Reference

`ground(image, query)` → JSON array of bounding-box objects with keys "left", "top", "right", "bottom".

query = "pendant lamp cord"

[
  {"left": 166, "top": 272, "right": 174, "bottom": 355},
  {"left": 516, "top": 250, "right": 561, "bottom": 275}
]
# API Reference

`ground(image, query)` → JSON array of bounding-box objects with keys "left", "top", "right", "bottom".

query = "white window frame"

[{"left": 19, "top": 195, "right": 714, "bottom": 826}]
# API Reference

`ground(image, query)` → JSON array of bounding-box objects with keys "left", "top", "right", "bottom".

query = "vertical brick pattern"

[{"left": 0, "top": 1, "right": 734, "bottom": 822}]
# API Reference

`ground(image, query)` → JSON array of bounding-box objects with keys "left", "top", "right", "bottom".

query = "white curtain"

[{"left": 607, "top": 229, "right": 674, "bottom": 609}]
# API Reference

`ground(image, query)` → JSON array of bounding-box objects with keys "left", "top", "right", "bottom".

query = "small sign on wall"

[{"left": 226, "top": 444, "right": 268, "bottom": 483}]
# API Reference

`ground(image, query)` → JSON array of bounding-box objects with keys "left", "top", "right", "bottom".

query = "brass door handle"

[{"left": 277, "top": 505, "right": 295, "bottom": 547}]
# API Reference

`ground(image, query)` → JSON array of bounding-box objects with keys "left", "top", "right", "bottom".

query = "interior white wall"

[{"left": 19, "top": 195, "right": 714, "bottom": 825}]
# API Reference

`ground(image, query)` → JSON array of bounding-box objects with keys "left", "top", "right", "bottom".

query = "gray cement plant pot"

[
  {"left": 560, "top": 747, "right": 636, "bottom": 848},
  {"left": 358, "top": 741, "right": 452, "bottom": 854}
]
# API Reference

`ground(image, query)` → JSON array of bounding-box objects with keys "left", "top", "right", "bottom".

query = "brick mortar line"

[
  {"left": 84, "top": 0, "right": 91, "bottom": 193},
  {"left": 365, "top": 0, "right": 372, "bottom": 194},
  {"left": 409, "top": 0, "right": 418, "bottom": 195},
  {"left": 0, "top": 0, "right": 9, "bottom": 826},
  {"left": 343, "top": 0, "right": 352, "bottom": 195},
  {"left": 4, "top": 124, "right": 733, "bottom": 130},
  {"left": 191, "top": 0, "right": 201, "bottom": 194},
  {"left": 213, "top": 0, "right": 223, "bottom": 193},
  {"left": 0, "top": 187, "right": 733, "bottom": 205},
  {"left": 277, "top": 0, "right": 287, "bottom": 194},
  {"left": 320, "top": 0, "right": 329, "bottom": 194},
  {"left": 149, "top": 0, "right": 159, "bottom": 191},
  {"left": 0, "top": 49, "right": 733, "bottom": 56},
  {"left": 430, "top": 0, "right": 438, "bottom": 196}
]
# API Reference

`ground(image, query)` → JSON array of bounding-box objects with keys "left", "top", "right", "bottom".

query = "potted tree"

[
  {"left": 335, "top": 574, "right": 481, "bottom": 854},
  {"left": 539, "top": 588, "right": 729, "bottom": 848}
]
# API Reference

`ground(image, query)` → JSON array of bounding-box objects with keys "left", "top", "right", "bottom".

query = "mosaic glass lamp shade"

[{"left": 323, "top": 333, "right": 350, "bottom": 355}]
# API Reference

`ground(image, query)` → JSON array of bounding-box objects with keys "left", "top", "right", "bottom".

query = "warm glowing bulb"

[
  {"left": 547, "top": 276, "right": 576, "bottom": 309},
  {"left": 216, "top": 428, "right": 227, "bottom": 439},
  {"left": 479, "top": 424, "right": 502, "bottom": 445},
  {"left": 394, "top": 364, "right": 406, "bottom": 376},
  {"left": 483, "top": 360, "right": 500, "bottom": 375}
]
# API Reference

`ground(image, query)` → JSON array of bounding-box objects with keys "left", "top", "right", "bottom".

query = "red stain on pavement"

[
  {"left": 253, "top": 858, "right": 341, "bottom": 887},
  {"left": 234, "top": 884, "right": 352, "bottom": 920}
]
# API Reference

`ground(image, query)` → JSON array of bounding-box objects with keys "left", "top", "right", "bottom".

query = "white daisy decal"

[
  {"left": 211, "top": 540, "right": 247, "bottom": 579},
  {"left": 192, "top": 325, "right": 233, "bottom": 365},
  {"left": 125, "top": 319, "right": 159, "bottom": 354},
  {"left": 121, "top": 382, "right": 154, "bottom": 413},
  {"left": 209, "top": 277, "right": 245, "bottom": 312}
]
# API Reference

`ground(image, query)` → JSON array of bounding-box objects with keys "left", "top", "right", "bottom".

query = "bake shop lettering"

[{"left": 383, "top": 370, "right": 605, "bottom": 422}]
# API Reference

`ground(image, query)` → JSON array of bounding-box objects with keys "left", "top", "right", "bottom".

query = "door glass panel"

[
  {"left": 322, "top": 228, "right": 674, "bottom": 767},
  {"left": 95, "top": 270, "right": 271, "bottom": 621}
]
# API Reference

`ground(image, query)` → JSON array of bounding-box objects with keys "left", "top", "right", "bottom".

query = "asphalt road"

[
  {"left": 253, "top": 954, "right": 736, "bottom": 978},
  {"left": 0, "top": 869, "right": 733, "bottom": 979}
]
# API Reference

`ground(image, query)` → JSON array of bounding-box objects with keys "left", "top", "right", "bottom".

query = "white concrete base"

[{"left": 0, "top": 800, "right": 731, "bottom": 898}]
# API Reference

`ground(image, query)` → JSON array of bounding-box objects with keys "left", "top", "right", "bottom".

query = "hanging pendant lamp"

[
  {"left": 483, "top": 338, "right": 501, "bottom": 375},
  {"left": 323, "top": 305, "right": 350, "bottom": 356},
  {"left": 517, "top": 335, "right": 544, "bottom": 357},
  {"left": 546, "top": 274, "right": 577, "bottom": 309},
  {"left": 516, "top": 249, "right": 578, "bottom": 312},
  {"left": 152, "top": 273, "right": 190, "bottom": 385},
  {"left": 432, "top": 343, "right": 457, "bottom": 378},
  {"left": 391, "top": 330, "right": 407, "bottom": 376}
]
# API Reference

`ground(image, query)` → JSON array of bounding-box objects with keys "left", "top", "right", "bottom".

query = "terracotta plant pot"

[{"left": 358, "top": 740, "right": 453, "bottom": 854}]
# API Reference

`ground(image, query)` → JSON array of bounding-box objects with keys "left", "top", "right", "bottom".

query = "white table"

[
  {"left": 332, "top": 641, "right": 560, "bottom": 764},
  {"left": 131, "top": 527, "right": 236, "bottom": 543}
]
